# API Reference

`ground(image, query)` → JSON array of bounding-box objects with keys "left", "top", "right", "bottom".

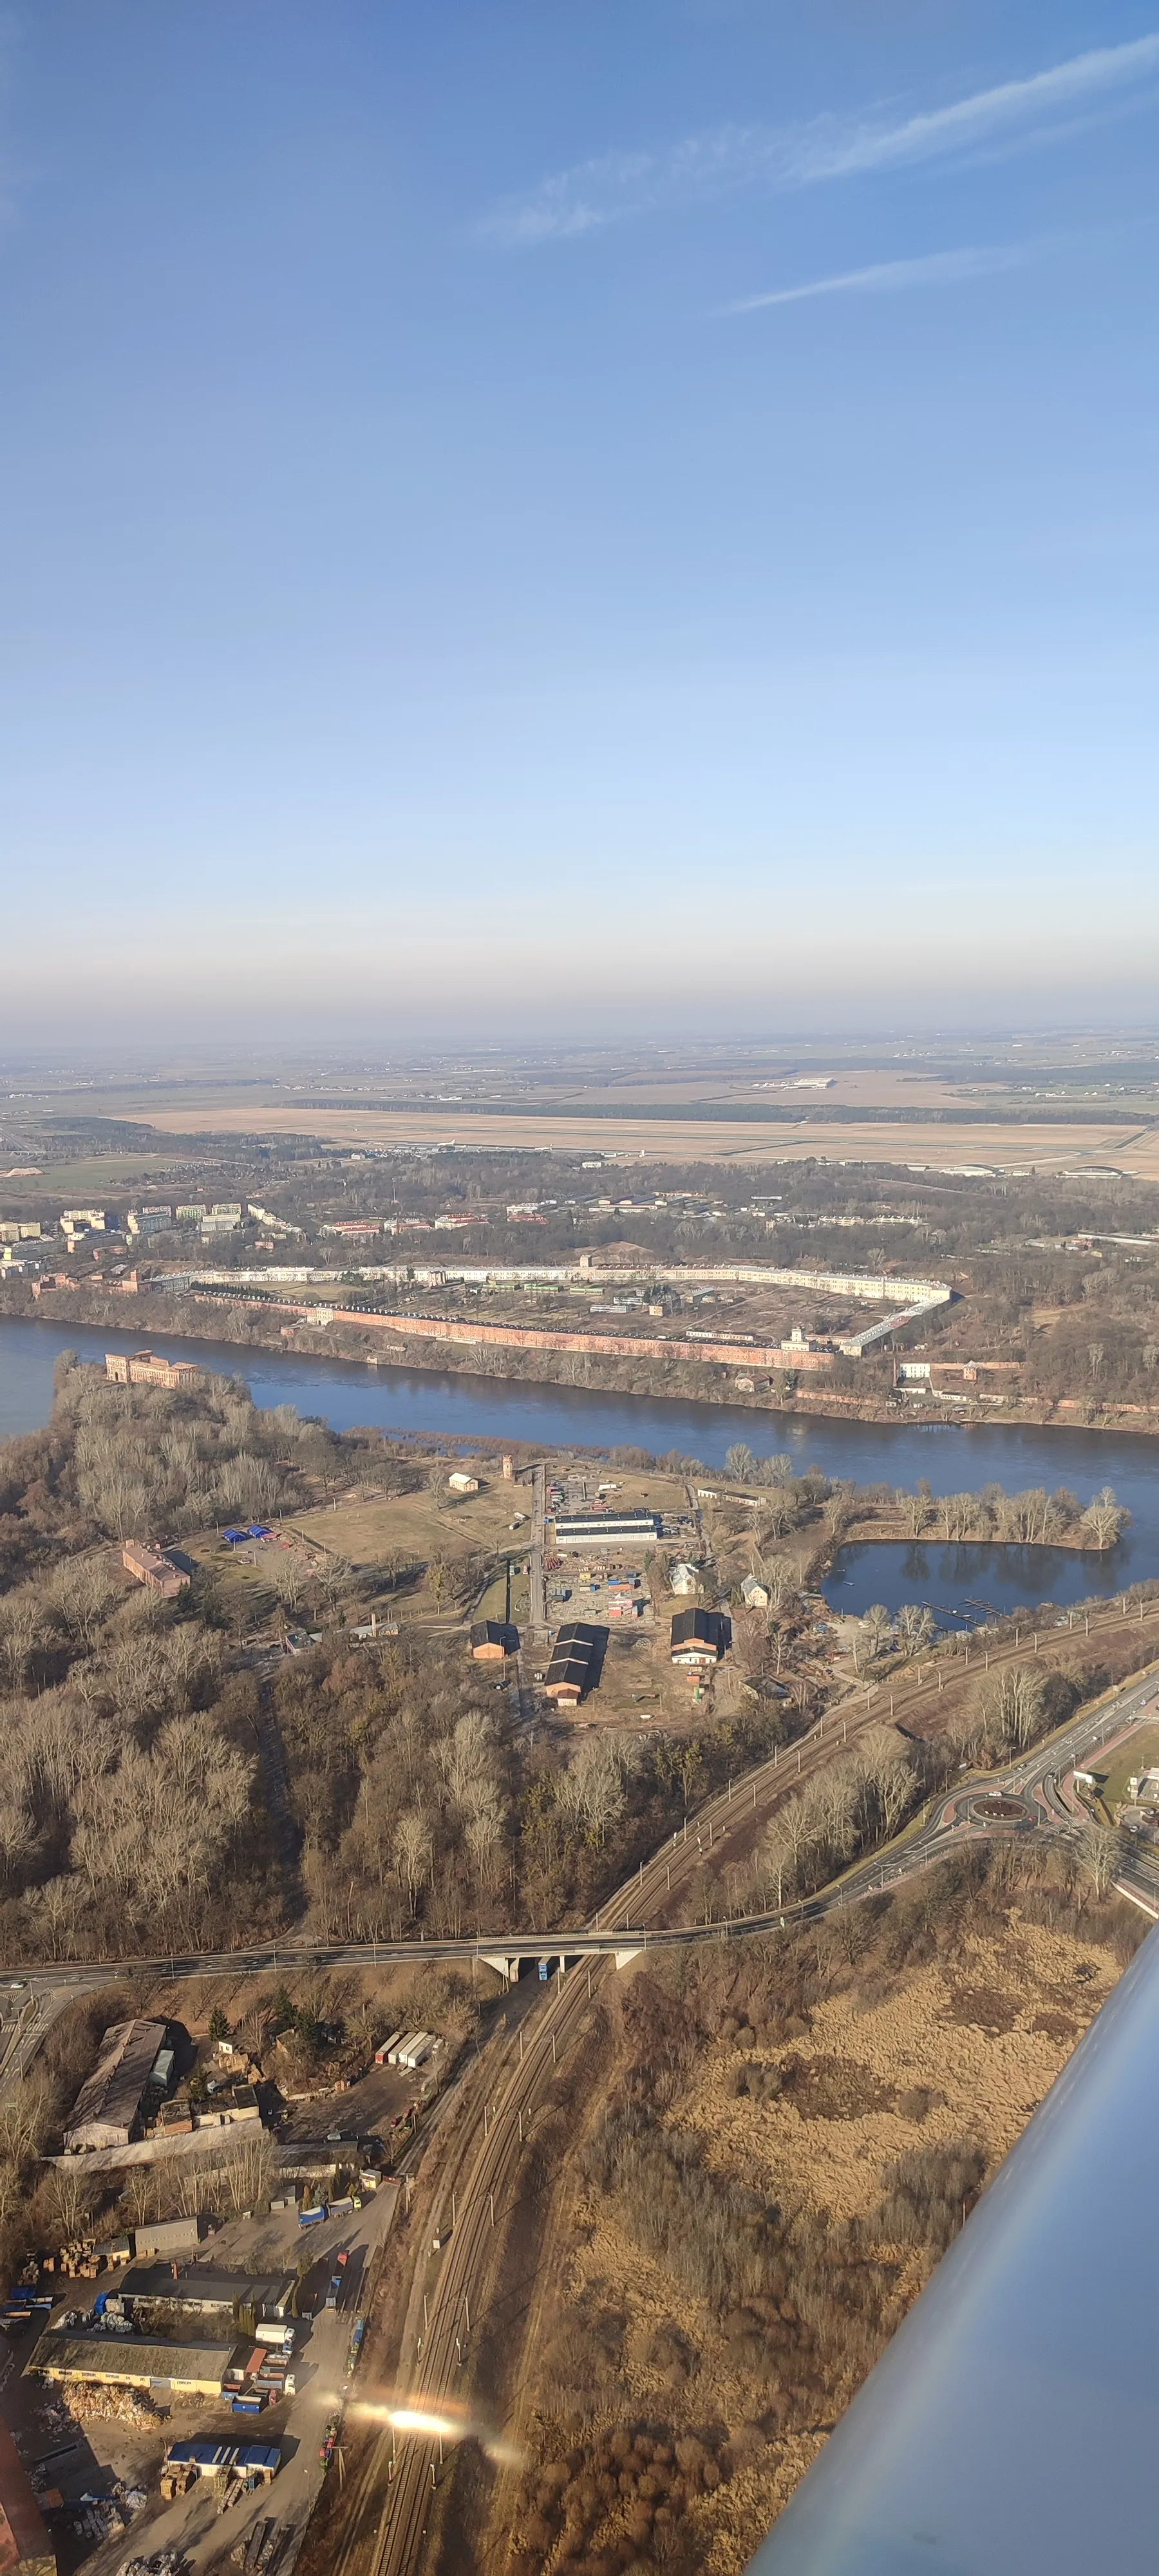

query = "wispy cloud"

[
  {"left": 724, "top": 243, "right": 1032, "bottom": 313},
  {"left": 478, "top": 33, "right": 1159, "bottom": 247}
]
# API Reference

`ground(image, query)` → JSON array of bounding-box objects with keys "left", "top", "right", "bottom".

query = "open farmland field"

[
  {"left": 0, "top": 1150, "right": 205, "bottom": 1198},
  {"left": 92, "top": 1095, "right": 1159, "bottom": 1175}
]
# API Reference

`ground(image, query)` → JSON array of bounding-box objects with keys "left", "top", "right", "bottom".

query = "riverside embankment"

[{"left": 5, "top": 1312, "right": 1159, "bottom": 1613}]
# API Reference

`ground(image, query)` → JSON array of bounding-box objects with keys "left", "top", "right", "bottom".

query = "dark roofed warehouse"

[
  {"left": 120, "top": 2266, "right": 294, "bottom": 2322},
  {"left": 670, "top": 1608, "right": 731, "bottom": 1665},
  {"left": 544, "top": 1621, "right": 606, "bottom": 1705},
  {"left": 469, "top": 1620, "right": 520, "bottom": 1660}
]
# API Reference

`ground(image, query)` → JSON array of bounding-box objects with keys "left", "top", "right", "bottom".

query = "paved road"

[
  {"left": 8, "top": 1656, "right": 1158, "bottom": 2573},
  {"left": 2, "top": 1710, "right": 885, "bottom": 1999},
  {"left": 528, "top": 1460, "right": 546, "bottom": 1636},
  {"left": 803, "top": 1667, "right": 1159, "bottom": 1923},
  {"left": 319, "top": 1656, "right": 1159, "bottom": 2576},
  {"left": 12, "top": 1655, "right": 1159, "bottom": 2012}
]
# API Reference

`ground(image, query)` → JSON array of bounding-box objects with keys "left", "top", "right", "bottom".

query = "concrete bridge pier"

[
  {"left": 478, "top": 1947, "right": 641, "bottom": 1984},
  {"left": 480, "top": 1955, "right": 522, "bottom": 1987}
]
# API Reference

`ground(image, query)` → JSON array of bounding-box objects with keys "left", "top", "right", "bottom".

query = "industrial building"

[
  {"left": 63, "top": 2019, "right": 174, "bottom": 2152},
  {"left": 104, "top": 1350, "right": 200, "bottom": 1390},
  {"left": 552, "top": 1511, "right": 661, "bottom": 1545},
  {"left": 544, "top": 1622, "right": 606, "bottom": 1705},
  {"left": 122, "top": 1540, "right": 189, "bottom": 1599},
  {"left": 470, "top": 1620, "right": 520, "bottom": 1660},
  {"left": 670, "top": 1609, "right": 731, "bottom": 1666},
  {"left": 133, "top": 2215, "right": 209, "bottom": 2259},
  {"left": 119, "top": 2268, "right": 294, "bottom": 2324},
  {"left": 26, "top": 2330, "right": 232, "bottom": 2400},
  {"left": 0, "top": 2416, "right": 55, "bottom": 2576}
]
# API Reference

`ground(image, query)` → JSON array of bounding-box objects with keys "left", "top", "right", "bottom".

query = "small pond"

[{"left": 823, "top": 1539, "right": 1141, "bottom": 1629}]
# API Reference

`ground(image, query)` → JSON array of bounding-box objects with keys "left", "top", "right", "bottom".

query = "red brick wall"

[{"left": 328, "top": 1309, "right": 831, "bottom": 1372}]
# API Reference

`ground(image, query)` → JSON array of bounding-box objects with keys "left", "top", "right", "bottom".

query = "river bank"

[
  {"left": 834, "top": 1509, "right": 1118, "bottom": 1555},
  {"left": 5, "top": 1309, "right": 1159, "bottom": 1589},
  {"left": 9, "top": 1278, "right": 1159, "bottom": 1443}
]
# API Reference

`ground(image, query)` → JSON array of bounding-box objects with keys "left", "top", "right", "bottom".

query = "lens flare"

[
  {"left": 388, "top": 2407, "right": 460, "bottom": 2440},
  {"left": 348, "top": 2390, "right": 526, "bottom": 2467}
]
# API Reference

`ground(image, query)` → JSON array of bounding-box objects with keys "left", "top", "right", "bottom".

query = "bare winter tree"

[
  {"left": 1080, "top": 1819, "right": 1120, "bottom": 1899},
  {"left": 972, "top": 1663, "right": 1044, "bottom": 1758},
  {"left": 896, "top": 1602, "right": 935, "bottom": 1656},
  {"left": 1082, "top": 1487, "right": 1129, "bottom": 1549},
  {"left": 861, "top": 1604, "right": 894, "bottom": 1662},
  {"left": 395, "top": 1809, "right": 433, "bottom": 1912}
]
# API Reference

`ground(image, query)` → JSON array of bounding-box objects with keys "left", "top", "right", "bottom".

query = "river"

[{"left": 3, "top": 1314, "right": 1158, "bottom": 1625}]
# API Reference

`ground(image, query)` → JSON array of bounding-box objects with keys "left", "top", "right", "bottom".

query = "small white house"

[
  {"left": 740, "top": 1575, "right": 770, "bottom": 1610},
  {"left": 448, "top": 1472, "right": 479, "bottom": 1493},
  {"left": 668, "top": 1562, "right": 699, "bottom": 1595}
]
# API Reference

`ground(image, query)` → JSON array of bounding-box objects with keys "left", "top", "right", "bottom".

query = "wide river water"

[{"left": 3, "top": 1315, "right": 1158, "bottom": 1627}]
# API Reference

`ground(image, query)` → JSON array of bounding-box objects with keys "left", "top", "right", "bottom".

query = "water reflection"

[
  {"left": 824, "top": 1539, "right": 1127, "bottom": 1627},
  {"left": 3, "top": 1314, "right": 1159, "bottom": 1613}
]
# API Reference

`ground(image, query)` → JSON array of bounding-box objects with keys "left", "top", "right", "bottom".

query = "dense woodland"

[
  {"left": 0, "top": 1358, "right": 1145, "bottom": 1966},
  {"left": 0, "top": 1363, "right": 797, "bottom": 1964}
]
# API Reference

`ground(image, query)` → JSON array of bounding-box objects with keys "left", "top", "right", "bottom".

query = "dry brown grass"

[
  {"left": 100, "top": 1095, "right": 1159, "bottom": 1173},
  {"left": 486, "top": 1854, "right": 1135, "bottom": 2576}
]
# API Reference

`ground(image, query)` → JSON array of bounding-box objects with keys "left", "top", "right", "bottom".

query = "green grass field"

[
  {"left": 0, "top": 1151, "right": 202, "bottom": 1200},
  {"left": 1092, "top": 1716, "right": 1159, "bottom": 1810}
]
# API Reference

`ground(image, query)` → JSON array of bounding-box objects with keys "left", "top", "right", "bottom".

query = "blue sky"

[{"left": 2, "top": 1, "right": 1157, "bottom": 1041}]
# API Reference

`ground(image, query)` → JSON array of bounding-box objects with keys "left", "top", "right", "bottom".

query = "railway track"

[
  {"left": 330, "top": 1626, "right": 1159, "bottom": 2576},
  {"left": 335, "top": 1701, "right": 888, "bottom": 2576}
]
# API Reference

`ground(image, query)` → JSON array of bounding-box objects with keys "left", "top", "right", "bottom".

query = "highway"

[
  {"left": 1, "top": 1704, "right": 892, "bottom": 2002},
  {"left": 325, "top": 1661, "right": 1159, "bottom": 2576},
  {"left": 12, "top": 1632, "right": 1159, "bottom": 2008},
  {"left": 6, "top": 1627, "right": 1159, "bottom": 2570},
  {"left": 1, "top": 1647, "right": 1155, "bottom": 2570}
]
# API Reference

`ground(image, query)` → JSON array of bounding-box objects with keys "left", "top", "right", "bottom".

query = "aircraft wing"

[{"left": 747, "top": 1917, "right": 1158, "bottom": 2575}]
